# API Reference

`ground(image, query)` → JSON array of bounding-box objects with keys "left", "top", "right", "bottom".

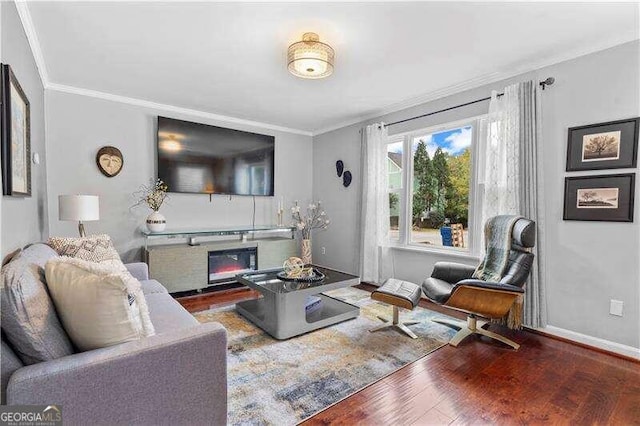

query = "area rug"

[{"left": 194, "top": 287, "right": 456, "bottom": 425}]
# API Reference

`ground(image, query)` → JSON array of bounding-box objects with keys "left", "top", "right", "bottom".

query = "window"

[
  {"left": 387, "top": 139, "right": 403, "bottom": 242},
  {"left": 387, "top": 118, "right": 483, "bottom": 253}
]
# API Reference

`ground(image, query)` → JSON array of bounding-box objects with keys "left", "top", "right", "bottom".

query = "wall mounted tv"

[{"left": 157, "top": 116, "right": 275, "bottom": 196}]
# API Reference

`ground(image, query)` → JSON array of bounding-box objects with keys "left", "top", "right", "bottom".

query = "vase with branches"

[
  {"left": 291, "top": 201, "right": 330, "bottom": 264},
  {"left": 132, "top": 179, "right": 169, "bottom": 232}
]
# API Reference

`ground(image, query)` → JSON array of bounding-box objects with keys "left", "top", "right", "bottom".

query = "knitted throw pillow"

[{"left": 48, "top": 234, "right": 120, "bottom": 264}]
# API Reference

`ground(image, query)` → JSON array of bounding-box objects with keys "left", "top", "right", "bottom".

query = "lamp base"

[{"left": 78, "top": 222, "right": 86, "bottom": 238}]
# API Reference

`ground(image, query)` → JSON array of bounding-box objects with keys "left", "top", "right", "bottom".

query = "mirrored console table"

[
  {"left": 142, "top": 225, "right": 298, "bottom": 294},
  {"left": 141, "top": 225, "right": 295, "bottom": 249}
]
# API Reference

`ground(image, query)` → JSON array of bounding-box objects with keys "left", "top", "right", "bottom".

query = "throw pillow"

[
  {"left": 45, "top": 257, "right": 155, "bottom": 351},
  {"left": 0, "top": 244, "right": 75, "bottom": 365},
  {"left": 48, "top": 234, "right": 120, "bottom": 265}
]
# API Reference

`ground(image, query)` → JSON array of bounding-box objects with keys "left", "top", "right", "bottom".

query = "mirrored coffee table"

[{"left": 235, "top": 265, "right": 361, "bottom": 340}]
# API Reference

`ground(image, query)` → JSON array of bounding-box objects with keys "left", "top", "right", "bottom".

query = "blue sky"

[
  {"left": 388, "top": 125, "right": 472, "bottom": 158},
  {"left": 416, "top": 125, "right": 472, "bottom": 157}
]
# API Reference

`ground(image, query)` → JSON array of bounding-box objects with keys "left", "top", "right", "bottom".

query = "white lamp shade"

[{"left": 58, "top": 195, "right": 100, "bottom": 221}]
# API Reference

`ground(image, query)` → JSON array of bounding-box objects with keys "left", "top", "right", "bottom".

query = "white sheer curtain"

[
  {"left": 478, "top": 81, "right": 547, "bottom": 328},
  {"left": 478, "top": 85, "right": 521, "bottom": 225},
  {"left": 359, "top": 123, "right": 392, "bottom": 284}
]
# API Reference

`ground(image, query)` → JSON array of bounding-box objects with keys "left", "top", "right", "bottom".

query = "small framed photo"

[
  {"left": 566, "top": 117, "right": 639, "bottom": 171},
  {"left": 1, "top": 64, "right": 31, "bottom": 196},
  {"left": 563, "top": 174, "right": 635, "bottom": 222}
]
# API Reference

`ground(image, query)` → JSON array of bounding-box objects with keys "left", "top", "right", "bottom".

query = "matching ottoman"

[{"left": 370, "top": 278, "right": 422, "bottom": 339}]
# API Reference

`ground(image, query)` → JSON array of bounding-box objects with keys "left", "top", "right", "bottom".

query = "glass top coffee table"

[{"left": 235, "top": 265, "right": 361, "bottom": 340}]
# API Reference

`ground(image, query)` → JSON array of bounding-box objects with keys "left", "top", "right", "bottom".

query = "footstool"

[{"left": 370, "top": 278, "right": 422, "bottom": 339}]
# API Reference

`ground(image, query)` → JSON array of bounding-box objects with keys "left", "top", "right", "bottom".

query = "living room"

[{"left": 1, "top": 1, "right": 638, "bottom": 425}]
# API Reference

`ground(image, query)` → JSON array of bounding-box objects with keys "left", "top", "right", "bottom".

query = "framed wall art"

[
  {"left": 563, "top": 174, "right": 635, "bottom": 222},
  {"left": 1, "top": 64, "right": 31, "bottom": 196},
  {"left": 566, "top": 117, "right": 639, "bottom": 171}
]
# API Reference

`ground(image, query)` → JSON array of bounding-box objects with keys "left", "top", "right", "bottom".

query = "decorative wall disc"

[
  {"left": 343, "top": 170, "right": 352, "bottom": 187},
  {"left": 96, "top": 146, "right": 123, "bottom": 177}
]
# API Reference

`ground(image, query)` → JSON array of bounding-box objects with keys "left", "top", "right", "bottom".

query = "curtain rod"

[{"left": 384, "top": 77, "right": 554, "bottom": 128}]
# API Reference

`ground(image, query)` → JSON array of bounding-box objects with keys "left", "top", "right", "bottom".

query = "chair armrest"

[
  {"left": 455, "top": 279, "right": 524, "bottom": 293},
  {"left": 431, "top": 262, "right": 476, "bottom": 283},
  {"left": 125, "top": 262, "right": 149, "bottom": 281},
  {"left": 7, "top": 322, "right": 227, "bottom": 426}
]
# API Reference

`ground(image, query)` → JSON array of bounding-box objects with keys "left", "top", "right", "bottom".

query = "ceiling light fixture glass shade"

[
  {"left": 160, "top": 135, "right": 182, "bottom": 152},
  {"left": 287, "top": 32, "right": 335, "bottom": 79}
]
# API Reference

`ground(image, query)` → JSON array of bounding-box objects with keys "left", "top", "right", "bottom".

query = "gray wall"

[
  {"left": 45, "top": 91, "right": 313, "bottom": 262},
  {"left": 1, "top": 2, "right": 49, "bottom": 258},
  {"left": 312, "top": 40, "right": 640, "bottom": 349}
]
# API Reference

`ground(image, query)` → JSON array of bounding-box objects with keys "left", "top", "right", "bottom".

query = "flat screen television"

[{"left": 157, "top": 116, "right": 275, "bottom": 196}]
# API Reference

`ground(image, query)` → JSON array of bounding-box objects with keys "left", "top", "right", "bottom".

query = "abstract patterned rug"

[{"left": 194, "top": 287, "right": 456, "bottom": 425}]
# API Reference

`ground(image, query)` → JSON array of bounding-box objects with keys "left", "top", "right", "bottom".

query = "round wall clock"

[{"left": 96, "top": 146, "right": 123, "bottom": 177}]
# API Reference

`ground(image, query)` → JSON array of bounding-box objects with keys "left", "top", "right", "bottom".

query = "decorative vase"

[
  {"left": 301, "top": 239, "right": 312, "bottom": 265},
  {"left": 146, "top": 211, "right": 166, "bottom": 232}
]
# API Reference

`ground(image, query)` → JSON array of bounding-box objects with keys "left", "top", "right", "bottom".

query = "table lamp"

[{"left": 58, "top": 195, "right": 100, "bottom": 237}]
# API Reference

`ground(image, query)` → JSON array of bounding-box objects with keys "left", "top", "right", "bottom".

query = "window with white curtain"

[
  {"left": 386, "top": 137, "right": 404, "bottom": 242},
  {"left": 386, "top": 116, "right": 486, "bottom": 255}
]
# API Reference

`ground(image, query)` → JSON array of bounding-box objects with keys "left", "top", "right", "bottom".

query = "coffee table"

[{"left": 235, "top": 265, "right": 361, "bottom": 340}]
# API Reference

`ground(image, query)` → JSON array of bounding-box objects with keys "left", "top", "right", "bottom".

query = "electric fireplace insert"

[{"left": 208, "top": 247, "right": 258, "bottom": 284}]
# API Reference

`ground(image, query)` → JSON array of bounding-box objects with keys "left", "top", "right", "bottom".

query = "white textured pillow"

[
  {"left": 45, "top": 257, "right": 155, "bottom": 351},
  {"left": 48, "top": 234, "right": 121, "bottom": 263}
]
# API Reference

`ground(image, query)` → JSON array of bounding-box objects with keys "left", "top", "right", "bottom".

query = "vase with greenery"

[
  {"left": 291, "top": 201, "right": 330, "bottom": 265},
  {"left": 132, "top": 179, "right": 169, "bottom": 232}
]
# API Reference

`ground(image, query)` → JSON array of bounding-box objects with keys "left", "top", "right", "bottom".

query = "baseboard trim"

[{"left": 530, "top": 325, "right": 640, "bottom": 362}]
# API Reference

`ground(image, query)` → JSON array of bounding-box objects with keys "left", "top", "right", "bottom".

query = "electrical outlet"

[
  {"left": 610, "top": 300, "right": 624, "bottom": 317},
  {"left": 321, "top": 247, "right": 326, "bottom": 255}
]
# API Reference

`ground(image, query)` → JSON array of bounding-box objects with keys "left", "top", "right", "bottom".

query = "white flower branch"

[{"left": 291, "top": 201, "right": 330, "bottom": 240}]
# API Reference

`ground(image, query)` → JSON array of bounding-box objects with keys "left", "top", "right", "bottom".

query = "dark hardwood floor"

[{"left": 177, "top": 285, "right": 640, "bottom": 425}]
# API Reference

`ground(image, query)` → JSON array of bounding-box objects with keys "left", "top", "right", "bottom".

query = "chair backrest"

[
  {"left": 499, "top": 218, "right": 536, "bottom": 287},
  {"left": 500, "top": 251, "right": 534, "bottom": 287}
]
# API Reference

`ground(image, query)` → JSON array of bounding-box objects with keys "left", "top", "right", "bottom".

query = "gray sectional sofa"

[{"left": 1, "top": 243, "right": 227, "bottom": 425}]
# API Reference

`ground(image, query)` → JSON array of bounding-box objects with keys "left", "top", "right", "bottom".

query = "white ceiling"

[{"left": 26, "top": 2, "right": 639, "bottom": 134}]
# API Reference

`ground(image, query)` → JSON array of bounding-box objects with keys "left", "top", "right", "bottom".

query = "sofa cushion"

[
  {"left": 1, "top": 337, "right": 23, "bottom": 404},
  {"left": 48, "top": 234, "right": 120, "bottom": 266},
  {"left": 125, "top": 262, "right": 149, "bottom": 281},
  {"left": 0, "top": 244, "right": 74, "bottom": 365},
  {"left": 45, "top": 257, "right": 155, "bottom": 351},
  {"left": 140, "top": 279, "right": 168, "bottom": 295},
  {"left": 145, "top": 293, "right": 198, "bottom": 334}
]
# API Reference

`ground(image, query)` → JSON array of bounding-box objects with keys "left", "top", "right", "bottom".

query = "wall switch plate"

[
  {"left": 610, "top": 300, "right": 624, "bottom": 317},
  {"left": 321, "top": 247, "right": 326, "bottom": 255}
]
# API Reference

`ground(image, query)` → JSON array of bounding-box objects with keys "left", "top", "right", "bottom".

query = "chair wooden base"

[
  {"left": 433, "top": 315, "right": 520, "bottom": 350},
  {"left": 369, "top": 306, "right": 419, "bottom": 339}
]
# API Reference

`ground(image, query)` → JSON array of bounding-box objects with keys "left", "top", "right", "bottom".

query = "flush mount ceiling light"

[
  {"left": 287, "top": 32, "right": 335, "bottom": 79},
  {"left": 160, "top": 135, "right": 182, "bottom": 152}
]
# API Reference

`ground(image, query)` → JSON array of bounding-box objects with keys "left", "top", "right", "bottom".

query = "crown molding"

[
  {"left": 311, "top": 71, "right": 504, "bottom": 136},
  {"left": 14, "top": 0, "right": 638, "bottom": 138},
  {"left": 15, "top": 0, "right": 312, "bottom": 136},
  {"left": 47, "top": 83, "right": 314, "bottom": 136},
  {"left": 312, "top": 35, "right": 640, "bottom": 136},
  {"left": 14, "top": 0, "right": 49, "bottom": 87}
]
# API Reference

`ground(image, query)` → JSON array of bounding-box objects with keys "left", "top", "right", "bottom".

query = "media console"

[{"left": 142, "top": 226, "right": 297, "bottom": 294}]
